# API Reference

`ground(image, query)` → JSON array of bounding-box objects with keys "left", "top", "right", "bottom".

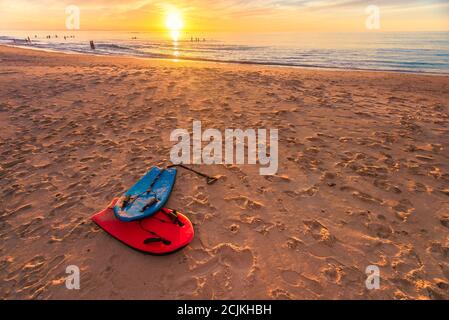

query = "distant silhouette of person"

[{"left": 90, "top": 40, "right": 96, "bottom": 50}]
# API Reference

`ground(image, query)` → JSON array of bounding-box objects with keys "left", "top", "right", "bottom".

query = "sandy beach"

[{"left": 0, "top": 45, "right": 448, "bottom": 300}]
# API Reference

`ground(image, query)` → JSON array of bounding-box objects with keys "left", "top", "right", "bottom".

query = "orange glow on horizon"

[
  {"left": 165, "top": 9, "right": 184, "bottom": 41},
  {"left": 0, "top": 1, "right": 448, "bottom": 32}
]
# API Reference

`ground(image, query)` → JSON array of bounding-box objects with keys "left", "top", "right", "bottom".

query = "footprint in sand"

[
  {"left": 264, "top": 174, "right": 291, "bottom": 183},
  {"left": 280, "top": 270, "right": 301, "bottom": 286},
  {"left": 407, "top": 181, "right": 428, "bottom": 193},
  {"left": 3, "top": 253, "right": 66, "bottom": 299},
  {"left": 269, "top": 288, "right": 293, "bottom": 300},
  {"left": 14, "top": 216, "right": 45, "bottom": 239},
  {"left": 185, "top": 192, "right": 217, "bottom": 215},
  {"left": 427, "top": 242, "right": 449, "bottom": 260},
  {"left": 320, "top": 264, "right": 344, "bottom": 284},
  {"left": 366, "top": 222, "right": 393, "bottom": 239},
  {"left": 284, "top": 236, "right": 305, "bottom": 251},
  {"left": 392, "top": 199, "right": 415, "bottom": 221},
  {"left": 225, "top": 195, "right": 264, "bottom": 210},
  {"left": 283, "top": 190, "right": 299, "bottom": 198},
  {"left": 415, "top": 155, "right": 434, "bottom": 162},
  {"left": 439, "top": 216, "right": 449, "bottom": 228},
  {"left": 299, "top": 185, "right": 319, "bottom": 197},
  {"left": 303, "top": 220, "right": 336, "bottom": 246},
  {"left": 373, "top": 179, "right": 402, "bottom": 194},
  {"left": 340, "top": 186, "right": 383, "bottom": 205},
  {"left": 177, "top": 244, "right": 257, "bottom": 299},
  {"left": 238, "top": 216, "right": 274, "bottom": 235}
]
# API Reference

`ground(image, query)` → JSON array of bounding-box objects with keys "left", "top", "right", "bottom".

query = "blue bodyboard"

[{"left": 114, "top": 167, "right": 177, "bottom": 222}]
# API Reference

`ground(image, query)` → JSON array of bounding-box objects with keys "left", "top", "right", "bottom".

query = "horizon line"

[{"left": 2, "top": 29, "right": 449, "bottom": 33}]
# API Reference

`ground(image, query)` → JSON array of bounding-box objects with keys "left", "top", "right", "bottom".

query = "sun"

[
  {"left": 166, "top": 11, "right": 183, "bottom": 31},
  {"left": 166, "top": 10, "right": 184, "bottom": 42}
]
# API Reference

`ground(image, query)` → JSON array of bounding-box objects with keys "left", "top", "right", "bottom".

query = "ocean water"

[{"left": 1, "top": 30, "right": 449, "bottom": 74}]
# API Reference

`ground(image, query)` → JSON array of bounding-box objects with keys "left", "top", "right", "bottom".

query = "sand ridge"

[{"left": 0, "top": 45, "right": 448, "bottom": 299}]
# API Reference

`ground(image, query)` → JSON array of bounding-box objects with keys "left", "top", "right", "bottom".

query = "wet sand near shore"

[{"left": 0, "top": 45, "right": 448, "bottom": 299}]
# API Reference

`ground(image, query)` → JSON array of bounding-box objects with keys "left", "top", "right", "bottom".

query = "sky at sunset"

[{"left": 1, "top": 0, "right": 448, "bottom": 32}]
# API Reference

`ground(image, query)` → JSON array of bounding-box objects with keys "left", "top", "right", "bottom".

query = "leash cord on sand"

[{"left": 167, "top": 164, "right": 218, "bottom": 185}]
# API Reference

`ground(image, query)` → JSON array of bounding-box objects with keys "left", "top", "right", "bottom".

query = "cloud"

[{"left": 1, "top": 0, "right": 448, "bottom": 31}]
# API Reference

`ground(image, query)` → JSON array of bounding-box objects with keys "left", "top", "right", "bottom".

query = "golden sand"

[{"left": 0, "top": 45, "right": 448, "bottom": 299}]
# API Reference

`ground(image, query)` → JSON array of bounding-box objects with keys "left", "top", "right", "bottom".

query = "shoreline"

[{"left": 2, "top": 44, "right": 448, "bottom": 77}]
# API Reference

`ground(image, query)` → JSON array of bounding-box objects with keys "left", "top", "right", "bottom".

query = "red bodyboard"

[{"left": 92, "top": 199, "right": 194, "bottom": 255}]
